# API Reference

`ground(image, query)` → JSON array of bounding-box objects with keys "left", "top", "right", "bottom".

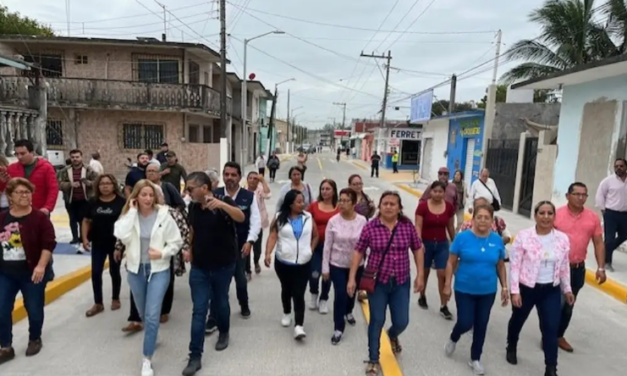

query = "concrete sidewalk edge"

[
  {"left": 359, "top": 299, "right": 404, "bottom": 376},
  {"left": 12, "top": 261, "right": 106, "bottom": 323},
  {"left": 395, "top": 183, "right": 627, "bottom": 305}
]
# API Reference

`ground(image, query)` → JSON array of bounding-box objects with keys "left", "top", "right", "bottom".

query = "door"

[
  {"left": 464, "top": 138, "right": 475, "bottom": 188},
  {"left": 422, "top": 138, "right": 433, "bottom": 181}
]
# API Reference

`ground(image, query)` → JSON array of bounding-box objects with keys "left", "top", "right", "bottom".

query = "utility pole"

[
  {"left": 480, "top": 29, "right": 502, "bottom": 170},
  {"left": 333, "top": 101, "right": 346, "bottom": 147},
  {"left": 286, "top": 88, "right": 291, "bottom": 152},
  {"left": 219, "top": 0, "right": 228, "bottom": 149},
  {"left": 361, "top": 50, "right": 392, "bottom": 128},
  {"left": 449, "top": 74, "right": 457, "bottom": 114},
  {"left": 155, "top": 1, "right": 167, "bottom": 41}
]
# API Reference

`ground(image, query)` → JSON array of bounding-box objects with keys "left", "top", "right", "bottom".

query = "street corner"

[
  {"left": 395, "top": 182, "right": 423, "bottom": 198},
  {"left": 379, "top": 170, "right": 416, "bottom": 183},
  {"left": 585, "top": 270, "right": 627, "bottom": 304},
  {"left": 12, "top": 261, "right": 103, "bottom": 324},
  {"left": 350, "top": 159, "right": 369, "bottom": 171}
]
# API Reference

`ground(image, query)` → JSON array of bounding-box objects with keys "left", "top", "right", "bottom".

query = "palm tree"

[{"left": 500, "top": 0, "right": 622, "bottom": 83}]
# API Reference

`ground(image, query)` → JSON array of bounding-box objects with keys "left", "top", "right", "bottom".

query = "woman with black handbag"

[{"left": 347, "top": 191, "right": 425, "bottom": 376}]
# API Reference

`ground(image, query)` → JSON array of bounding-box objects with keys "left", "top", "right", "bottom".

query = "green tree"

[
  {"left": 0, "top": 6, "right": 53, "bottom": 36},
  {"left": 500, "top": 0, "right": 621, "bottom": 83}
]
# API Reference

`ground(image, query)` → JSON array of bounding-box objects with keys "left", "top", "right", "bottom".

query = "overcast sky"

[{"left": 3, "top": 0, "right": 547, "bottom": 127}]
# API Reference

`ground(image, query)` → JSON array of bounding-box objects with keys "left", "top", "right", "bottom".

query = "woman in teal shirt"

[{"left": 442, "top": 204, "right": 509, "bottom": 375}]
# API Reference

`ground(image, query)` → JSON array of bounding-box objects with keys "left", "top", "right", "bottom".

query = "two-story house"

[
  {"left": 0, "top": 35, "right": 232, "bottom": 177},
  {"left": 226, "top": 72, "right": 272, "bottom": 164}
]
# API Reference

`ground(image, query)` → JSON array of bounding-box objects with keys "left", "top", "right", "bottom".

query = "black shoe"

[
  {"left": 182, "top": 358, "right": 202, "bottom": 376},
  {"left": 345, "top": 313, "right": 356, "bottom": 326},
  {"left": 205, "top": 318, "right": 217, "bottom": 335},
  {"left": 215, "top": 332, "right": 229, "bottom": 351},
  {"left": 506, "top": 346, "right": 518, "bottom": 365},
  {"left": 0, "top": 347, "right": 15, "bottom": 365},
  {"left": 418, "top": 296, "right": 428, "bottom": 309},
  {"left": 70, "top": 238, "right": 80, "bottom": 245},
  {"left": 241, "top": 305, "right": 251, "bottom": 319},
  {"left": 440, "top": 305, "right": 453, "bottom": 320},
  {"left": 25, "top": 339, "right": 42, "bottom": 357},
  {"left": 331, "top": 331, "right": 343, "bottom": 345},
  {"left": 545, "top": 365, "right": 557, "bottom": 376}
]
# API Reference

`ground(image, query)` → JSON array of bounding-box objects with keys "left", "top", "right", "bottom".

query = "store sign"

[
  {"left": 389, "top": 138, "right": 400, "bottom": 147},
  {"left": 389, "top": 128, "right": 421, "bottom": 140},
  {"left": 460, "top": 117, "right": 481, "bottom": 137}
]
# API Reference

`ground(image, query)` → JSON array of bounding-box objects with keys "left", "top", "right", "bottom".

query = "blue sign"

[{"left": 410, "top": 89, "right": 433, "bottom": 123}]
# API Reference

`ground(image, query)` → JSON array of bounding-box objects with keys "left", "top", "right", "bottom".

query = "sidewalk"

[
  {"left": 350, "top": 158, "right": 417, "bottom": 183},
  {"left": 394, "top": 180, "right": 627, "bottom": 304}
]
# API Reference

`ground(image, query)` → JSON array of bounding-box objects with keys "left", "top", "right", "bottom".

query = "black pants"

[
  {"left": 275, "top": 259, "right": 310, "bottom": 326},
  {"left": 67, "top": 199, "right": 88, "bottom": 241},
  {"left": 558, "top": 264, "right": 586, "bottom": 337},
  {"left": 258, "top": 167, "right": 265, "bottom": 176},
  {"left": 507, "top": 283, "right": 561, "bottom": 366},
  {"left": 269, "top": 168, "right": 277, "bottom": 180},
  {"left": 371, "top": 165, "right": 379, "bottom": 177},
  {"left": 245, "top": 229, "right": 263, "bottom": 273},
  {"left": 603, "top": 209, "right": 627, "bottom": 264},
  {"left": 91, "top": 244, "right": 121, "bottom": 305},
  {"left": 128, "top": 259, "right": 175, "bottom": 321},
  {"left": 392, "top": 162, "right": 398, "bottom": 173}
]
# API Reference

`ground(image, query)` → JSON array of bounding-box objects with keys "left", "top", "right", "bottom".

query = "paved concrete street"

[{"left": 4, "top": 153, "right": 627, "bottom": 376}]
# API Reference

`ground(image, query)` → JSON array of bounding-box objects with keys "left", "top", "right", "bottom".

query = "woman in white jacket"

[
  {"left": 265, "top": 189, "right": 319, "bottom": 340},
  {"left": 114, "top": 179, "right": 183, "bottom": 376}
]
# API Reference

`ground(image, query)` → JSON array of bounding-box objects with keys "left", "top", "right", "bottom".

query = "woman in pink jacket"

[{"left": 506, "top": 201, "right": 575, "bottom": 376}]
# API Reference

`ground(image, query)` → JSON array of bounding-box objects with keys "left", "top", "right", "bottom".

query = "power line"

[
  {"left": 60, "top": 12, "right": 211, "bottom": 31},
  {"left": 384, "top": 0, "right": 439, "bottom": 51},
  {"left": 234, "top": 3, "right": 495, "bottom": 35}
]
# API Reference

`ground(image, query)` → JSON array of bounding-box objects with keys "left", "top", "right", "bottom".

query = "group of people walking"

[{"left": 0, "top": 140, "right": 616, "bottom": 376}]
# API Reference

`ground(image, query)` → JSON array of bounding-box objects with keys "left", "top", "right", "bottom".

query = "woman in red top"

[
  {"left": 306, "top": 179, "right": 339, "bottom": 314},
  {"left": 415, "top": 180, "right": 456, "bottom": 320}
]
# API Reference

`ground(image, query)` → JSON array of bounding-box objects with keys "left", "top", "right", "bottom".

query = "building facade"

[{"left": 445, "top": 111, "right": 485, "bottom": 187}]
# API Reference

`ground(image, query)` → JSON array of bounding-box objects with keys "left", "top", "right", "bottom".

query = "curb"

[
  {"left": 359, "top": 299, "right": 403, "bottom": 376},
  {"left": 12, "top": 262, "right": 104, "bottom": 323},
  {"left": 396, "top": 183, "right": 627, "bottom": 305},
  {"left": 585, "top": 269, "right": 627, "bottom": 304},
  {"left": 351, "top": 160, "right": 369, "bottom": 171}
]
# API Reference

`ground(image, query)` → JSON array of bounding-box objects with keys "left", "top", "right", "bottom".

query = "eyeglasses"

[
  {"left": 338, "top": 199, "right": 353, "bottom": 204},
  {"left": 13, "top": 190, "right": 32, "bottom": 196}
]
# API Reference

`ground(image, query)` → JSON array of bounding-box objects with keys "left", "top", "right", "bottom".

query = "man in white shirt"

[
  {"left": 89, "top": 152, "right": 104, "bottom": 175},
  {"left": 595, "top": 158, "right": 627, "bottom": 271},
  {"left": 469, "top": 168, "right": 501, "bottom": 210}
]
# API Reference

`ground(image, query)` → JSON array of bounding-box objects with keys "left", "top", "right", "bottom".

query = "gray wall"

[{"left": 492, "top": 103, "right": 561, "bottom": 140}]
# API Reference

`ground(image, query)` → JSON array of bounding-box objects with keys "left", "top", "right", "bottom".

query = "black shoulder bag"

[{"left": 480, "top": 180, "right": 501, "bottom": 211}]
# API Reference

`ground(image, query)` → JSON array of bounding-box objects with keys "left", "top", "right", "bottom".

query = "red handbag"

[{"left": 358, "top": 226, "right": 398, "bottom": 293}]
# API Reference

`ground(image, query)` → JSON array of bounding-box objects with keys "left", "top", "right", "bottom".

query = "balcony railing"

[{"left": 0, "top": 76, "right": 231, "bottom": 115}]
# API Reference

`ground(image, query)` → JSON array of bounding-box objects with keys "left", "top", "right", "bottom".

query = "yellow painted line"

[
  {"left": 317, "top": 157, "right": 323, "bottom": 170},
  {"left": 50, "top": 214, "right": 69, "bottom": 222},
  {"left": 359, "top": 299, "right": 403, "bottom": 376},
  {"left": 12, "top": 261, "right": 107, "bottom": 323},
  {"left": 586, "top": 269, "right": 627, "bottom": 304},
  {"left": 351, "top": 160, "right": 368, "bottom": 171}
]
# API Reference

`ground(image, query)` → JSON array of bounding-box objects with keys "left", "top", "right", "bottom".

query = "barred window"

[
  {"left": 46, "top": 120, "right": 64, "bottom": 146},
  {"left": 135, "top": 58, "right": 180, "bottom": 83},
  {"left": 122, "top": 123, "right": 164, "bottom": 150}
]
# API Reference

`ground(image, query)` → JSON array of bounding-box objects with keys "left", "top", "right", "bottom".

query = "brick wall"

[{"left": 48, "top": 108, "right": 220, "bottom": 180}]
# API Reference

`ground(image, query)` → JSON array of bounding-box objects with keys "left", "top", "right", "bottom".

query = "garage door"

[
  {"left": 421, "top": 139, "right": 433, "bottom": 181},
  {"left": 464, "top": 138, "right": 475, "bottom": 188}
]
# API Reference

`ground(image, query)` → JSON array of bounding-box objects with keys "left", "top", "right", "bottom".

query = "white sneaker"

[
  {"left": 308, "top": 294, "right": 319, "bottom": 310},
  {"left": 468, "top": 360, "right": 485, "bottom": 375},
  {"left": 319, "top": 300, "right": 329, "bottom": 314},
  {"left": 281, "top": 314, "right": 292, "bottom": 327},
  {"left": 444, "top": 339, "right": 456, "bottom": 357},
  {"left": 141, "top": 358, "right": 154, "bottom": 376},
  {"left": 294, "top": 325, "right": 306, "bottom": 340}
]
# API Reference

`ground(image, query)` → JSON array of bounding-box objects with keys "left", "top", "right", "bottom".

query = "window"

[
  {"left": 46, "top": 120, "right": 64, "bottom": 147},
  {"left": 188, "top": 124, "right": 213, "bottom": 143},
  {"left": 122, "top": 123, "right": 164, "bottom": 150},
  {"left": 74, "top": 55, "right": 88, "bottom": 64},
  {"left": 135, "top": 56, "right": 180, "bottom": 83},
  {"left": 22, "top": 52, "right": 63, "bottom": 77}
]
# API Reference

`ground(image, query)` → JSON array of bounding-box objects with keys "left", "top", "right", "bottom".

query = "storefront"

[
  {"left": 382, "top": 128, "right": 422, "bottom": 170},
  {"left": 445, "top": 111, "right": 485, "bottom": 188}
]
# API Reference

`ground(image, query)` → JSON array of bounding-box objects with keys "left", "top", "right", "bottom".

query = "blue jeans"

[
  {"left": 423, "top": 240, "right": 449, "bottom": 269},
  {"left": 367, "top": 278, "right": 410, "bottom": 363},
  {"left": 507, "top": 283, "right": 561, "bottom": 366},
  {"left": 126, "top": 264, "right": 170, "bottom": 358},
  {"left": 450, "top": 291, "right": 496, "bottom": 361},
  {"left": 330, "top": 265, "right": 363, "bottom": 332},
  {"left": 309, "top": 242, "right": 331, "bottom": 300},
  {"left": 603, "top": 209, "right": 627, "bottom": 264},
  {"left": 0, "top": 269, "right": 51, "bottom": 347},
  {"left": 189, "top": 264, "right": 235, "bottom": 359}
]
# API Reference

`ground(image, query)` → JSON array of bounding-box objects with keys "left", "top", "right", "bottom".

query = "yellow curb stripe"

[
  {"left": 12, "top": 262, "right": 107, "bottom": 323},
  {"left": 317, "top": 157, "right": 323, "bottom": 171},
  {"left": 585, "top": 269, "right": 627, "bottom": 304},
  {"left": 359, "top": 299, "right": 404, "bottom": 376},
  {"left": 351, "top": 161, "right": 368, "bottom": 171}
]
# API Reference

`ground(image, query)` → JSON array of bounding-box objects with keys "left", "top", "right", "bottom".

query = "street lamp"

[
  {"left": 241, "top": 30, "right": 284, "bottom": 163},
  {"left": 275, "top": 77, "right": 295, "bottom": 90}
]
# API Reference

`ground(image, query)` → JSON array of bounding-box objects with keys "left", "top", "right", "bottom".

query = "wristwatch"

[{"left": 247, "top": 240, "right": 255, "bottom": 246}]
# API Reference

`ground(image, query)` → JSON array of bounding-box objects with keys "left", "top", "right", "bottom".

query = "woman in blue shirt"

[{"left": 442, "top": 204, "right": 509, "bottom": 375}]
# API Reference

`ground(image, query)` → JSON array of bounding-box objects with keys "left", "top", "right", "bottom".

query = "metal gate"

[
  {"left": 485, "top": 139, "right": 519, "bottom": 210},
  {"left": 519, "top": 137, "right": 538, "bottom": 217}
]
